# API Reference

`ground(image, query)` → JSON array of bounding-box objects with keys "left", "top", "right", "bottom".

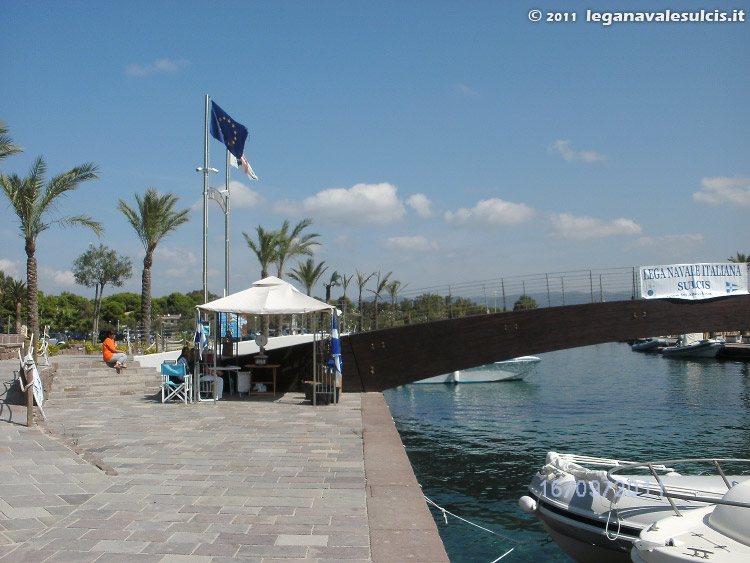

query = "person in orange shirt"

[{"left": 102, "top": 330, "right": 127, "bottom": 371}]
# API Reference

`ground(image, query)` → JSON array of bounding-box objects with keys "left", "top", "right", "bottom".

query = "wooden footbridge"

[{"left": 339, "top": 295, "right": 750, "bottom": 392}]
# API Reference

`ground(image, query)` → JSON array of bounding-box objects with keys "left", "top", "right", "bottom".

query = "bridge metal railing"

[{"left": 397, "top": 266, "right": 639, "bottom": 311}]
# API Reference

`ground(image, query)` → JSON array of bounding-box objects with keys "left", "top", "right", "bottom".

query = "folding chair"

[{"left": 161, "top": 362, "right": 191, "bottom": 403}]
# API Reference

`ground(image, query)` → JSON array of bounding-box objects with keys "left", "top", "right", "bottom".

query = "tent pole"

[{"left": 312, "top": 314, "right": 317, "bottom": 406}]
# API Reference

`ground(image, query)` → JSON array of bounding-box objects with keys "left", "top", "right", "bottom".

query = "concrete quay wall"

[{"left": 0, "top": 355, "right": 448, "bottom": 562}]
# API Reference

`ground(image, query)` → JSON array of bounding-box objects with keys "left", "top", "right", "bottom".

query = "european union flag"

[{"left": 210, "top": 101, "right": 248, "bottom": 160}]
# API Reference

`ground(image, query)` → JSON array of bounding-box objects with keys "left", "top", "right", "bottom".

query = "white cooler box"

[{"left": 237, "top": 371, "right": 251, "bottom": 394}]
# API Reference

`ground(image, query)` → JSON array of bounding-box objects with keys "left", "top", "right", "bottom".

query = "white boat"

[
  {"left": 632, "top": 479, "right": 750, "bottom": 562},
  {"left": 660, "top": 333, "right": 724, "bottom": 358},
  {"left": 631, "top": 338, "right": 668, "bottom": 352},
  {"left": 412, "top": 356, "right": 540, "bottom": 384},
  {"left": 518, "top": 452, "right": 750, "bottom": 563}
]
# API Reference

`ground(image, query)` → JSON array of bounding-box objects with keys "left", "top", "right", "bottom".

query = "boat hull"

[
  {"left": 520, "top": 453, "right": 749, "bottom": 563},
  {"left": 631, "top": 338, "right": 667, "bottom": 352},
  {"left": 529, "top": 491, "right": 636, "bottom": 563},
  {"left": 661, "top": 340, "right": 723, "bottom": 358},
  {"left": 412, "top": 356, "right": 540, "bottom": 384}
]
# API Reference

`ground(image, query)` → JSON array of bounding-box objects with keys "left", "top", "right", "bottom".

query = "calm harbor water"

[{"left": 383, "top": 342, "right": 750, "bottom": 562}]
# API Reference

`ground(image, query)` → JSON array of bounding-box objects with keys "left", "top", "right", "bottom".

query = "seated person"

[
  {"left": 102, "top": 330, "right": 127, "bottom": 371},
  {"left": 177, "top": 346, "right": 193, "bottom": 374}
]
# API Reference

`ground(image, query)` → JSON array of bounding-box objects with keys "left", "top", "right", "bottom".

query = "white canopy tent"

[
  {"left": 198, "top": 276, "right": 335, "bottom": 316},
  {"left": 195, "top": 276, "right": 336, "bottom": 403}
]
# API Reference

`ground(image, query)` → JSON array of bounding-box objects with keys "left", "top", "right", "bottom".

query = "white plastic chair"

[
  {"left": 198, "top": 369, "right": 222, "bottom": 401},
  {"left": 161, "top": 362, "right": 191, "bottom": 403}
]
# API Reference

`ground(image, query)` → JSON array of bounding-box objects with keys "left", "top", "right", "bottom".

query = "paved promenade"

[{"left": 0, "top": 355, "right": 448, "bottom": 562}]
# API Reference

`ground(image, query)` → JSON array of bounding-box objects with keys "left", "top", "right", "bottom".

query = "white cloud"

[
  {"left": 226, "top": 181, "right": 263, "bottom": 209},
  {"left": 630, "top": 233, "right": 704, "bottom": 249},
  {"left": 0, "top": 258, "right": 22, "bottom": 279},
  {"left": 154, "top": 246, "right": 198, "bottom": 280},
  {"left": 384, "top": 236, "right": 439, "bottom": 252},
  {"left": 455, "top": 83, "right": 479, "bottom": 96},
  {"left": 189, "top": 180, "right": 263, "bottom": 213},
  {"left": 549, "top": 213, "right": 642, "bottom": 239},
  {"left": 548, "top": 139, "right": 608, "bottom": 162},
  {"left": 406, "top": 193, "right": 434, "bottom": 218},
  {"left": 155, "top": 246, "right": 197, "bottom": 265},
  {"left": 126, "top": 58, "right": 190, "bottom": 77},
  {"left": 37, "top": 266, "right": 76, "bottom": 288},
  {"left": 444, "top": 198, "right": 535, "bottom": 227},
  {"left": 627, "top": 234, "right": 705, "bottom": 259},
  {"left": 274, "top": 182, "right": 406, "bottom": 224},
  {"left": 693, "top": 175, "right": 750, "bottom": 207}
]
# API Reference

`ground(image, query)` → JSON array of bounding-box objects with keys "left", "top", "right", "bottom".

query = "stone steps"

[{"left": 48, "top": 359, "right": 162, "bottom": 401}]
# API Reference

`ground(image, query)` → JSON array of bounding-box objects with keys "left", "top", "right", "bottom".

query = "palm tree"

[
  {"left": 289, "top": 259, "right": 328, "bottom": 332},
  {"left": 243, "top": 226, "right": 281, "bottom": 338},
  {"left": 728, "top": 252, "right": 750, "bottom": 279},
  {"left": 118, "top": 188, "right": 189, "bottom": 345},
  {"left": 275, "top": 219, "right": 320, "bottom": 332},
  {"left": 367, "top": 271, "right": 392, "bottom": 330},
  {"left": 289, "top": 258, "right": 328, "bottom": 296},
  {"left": 0, "top": 121, "right": 22, "bottom": 162},
  {"left": 0, "top": 157, "right": 102, "bottom": 346},
  {"left": 6, "top": 279, "right": 27, "bottom": 333},
  {"left": 385, "top": 279, "right": 405, "bottom": 327},
  {"left": 275, "top": 218, "right": 320, "bottom": 279},
  {"left": 339, "top": 273, "right": 354, "bottom": 331},
  {"left": 355, "top": 270, "right": 375, "bottom": 332},
  {"left": 323, "top": 270, "right": 341, "bottom": 303},
  {"left": 243, "top": 226, "right": 280, "bottom": 279}
]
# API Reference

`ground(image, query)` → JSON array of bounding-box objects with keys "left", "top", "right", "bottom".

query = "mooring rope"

[{"left": 423, "top": 495, "right": 550, "bottom": 562}]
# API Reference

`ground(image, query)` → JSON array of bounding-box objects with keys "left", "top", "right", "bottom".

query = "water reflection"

[{"left": 384, "top": 343, "right": 750, "bottom": 563}]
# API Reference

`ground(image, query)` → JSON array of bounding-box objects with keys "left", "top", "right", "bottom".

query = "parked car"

[{"left": 48, "top": 332, "right": 67, "bottom": 346}]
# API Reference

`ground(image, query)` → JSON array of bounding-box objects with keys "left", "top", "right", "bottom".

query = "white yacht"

[{"left": 412, "top": 356, "right": 540, "bottom": 384}]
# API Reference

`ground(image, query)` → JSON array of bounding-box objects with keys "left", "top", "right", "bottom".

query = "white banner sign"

[{"left": 639, "top": 262, "right": 748, "bottom": 300}]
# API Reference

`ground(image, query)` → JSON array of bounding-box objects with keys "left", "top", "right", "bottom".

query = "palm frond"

[{"left": 0, "top": 121, "right": 22, "bottom": 161}]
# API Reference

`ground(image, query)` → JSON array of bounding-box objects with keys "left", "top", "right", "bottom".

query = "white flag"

[
  {"left": 194, "top": 319, "right": 208, "bottom": 360},
  {"left": 229, "top": 154, "right": 258, "bottom": 180}
]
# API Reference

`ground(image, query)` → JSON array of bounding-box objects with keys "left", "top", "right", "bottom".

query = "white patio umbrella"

[{"left": 195, "top": 276, "right": 335, "bottom": 403}]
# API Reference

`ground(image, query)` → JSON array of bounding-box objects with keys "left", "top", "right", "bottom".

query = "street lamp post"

[{"left": 196, "top": 165, "right": 218, "bottom": 303}]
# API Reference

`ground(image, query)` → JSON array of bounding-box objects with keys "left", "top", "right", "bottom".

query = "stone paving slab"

[{"left": 0, "top": 356, "right": 448, "bottom": 562}]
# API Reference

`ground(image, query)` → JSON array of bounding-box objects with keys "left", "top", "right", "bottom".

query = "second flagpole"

[{"left": 202, "top": 94, "right": 210, "bottom": 304}]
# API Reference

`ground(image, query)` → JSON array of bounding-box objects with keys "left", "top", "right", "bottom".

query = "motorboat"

[
  {"left": 518, "top": 452, "right": 750, "bottom": 563},
  {"left": 631, "top": 338, "right": 668, "bottom": 352},
  {"left": 632, "top": 479, "right": 750, "bottom": 562},
  {"left": 660, "top": 333, "right": 724, "bottom": 358},
  {"left": 412, "top": 356, "right": 540, "bottom": 384}
]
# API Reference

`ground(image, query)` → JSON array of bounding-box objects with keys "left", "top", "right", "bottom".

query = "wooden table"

[{"left": 243, "top": 364, "right": 279, "bottom": 396}]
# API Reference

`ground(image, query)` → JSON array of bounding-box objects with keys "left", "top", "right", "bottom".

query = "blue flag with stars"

[{"left": 210, "top": 101, "right": 248, "bottom": 160}]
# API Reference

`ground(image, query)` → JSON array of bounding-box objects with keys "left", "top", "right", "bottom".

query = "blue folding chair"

[{"left": 161, "top": 362, "right": 191, "bottom": 403}]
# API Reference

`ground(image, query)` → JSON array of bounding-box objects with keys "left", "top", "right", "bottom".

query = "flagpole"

[
  {"left": 202, "top": 95, "right": 210, "bottom": 304},
  {"left": 224, "top": 149, "right": 230, "bottom": 297},
  {"left": 198, "top": 95, "right": 219, "bottom": 303}
]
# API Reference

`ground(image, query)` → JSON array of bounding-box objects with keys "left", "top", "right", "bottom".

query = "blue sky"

[{"left": 1, "top": 0, "right": 748, "bottom": 302}]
